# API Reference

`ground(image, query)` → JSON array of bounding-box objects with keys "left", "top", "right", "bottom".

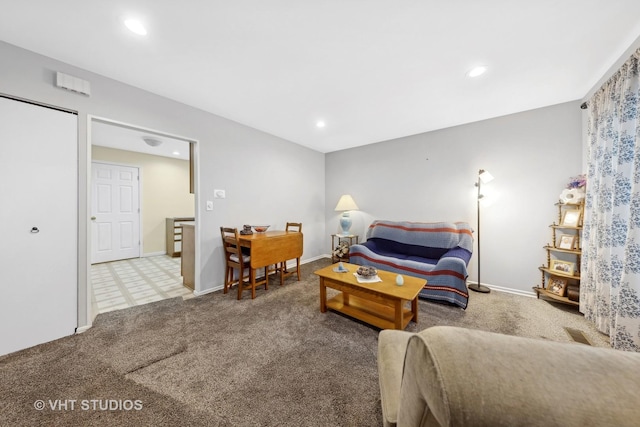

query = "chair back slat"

[
  {"left": 286, "top": 222, "right": 302, "bottom": 232},
  {"left": 220, "top": 227, "right": 244, "bottom": 269}
]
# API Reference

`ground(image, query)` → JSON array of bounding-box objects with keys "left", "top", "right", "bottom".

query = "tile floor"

[{"left": 91, "top": 255, "right": 193, "bottom": 314}]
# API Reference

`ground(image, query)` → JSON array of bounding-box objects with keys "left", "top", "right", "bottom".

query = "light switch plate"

[
  {"left": 206, "top": 201, "right": 213, "bottom": 211},
  {"left": 214, "top": 189, "right": 226, "bottom": 199}
]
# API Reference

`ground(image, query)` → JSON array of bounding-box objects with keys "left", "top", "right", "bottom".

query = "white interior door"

[
  {"left": 0, "top": 96, "right": 77, "bottom": 356},
  {"left": 91, "top": 162, "right": 140, "bottom": 264}
]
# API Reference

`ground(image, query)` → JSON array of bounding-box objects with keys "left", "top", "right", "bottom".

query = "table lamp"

[{"left": 335, "top": 194, "right": 359, "bottom": 236}]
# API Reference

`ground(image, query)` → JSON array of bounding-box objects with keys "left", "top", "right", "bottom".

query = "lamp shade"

[
  {"left": 334, "top": 194, "right": 359, "bottom": 212},
  {"left": 479, "top": 169, "right": 494, "bottom": 184}
]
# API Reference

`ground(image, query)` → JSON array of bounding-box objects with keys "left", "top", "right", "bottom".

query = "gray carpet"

[{"left": 0, "top": 259, "right": 609, "bottom": 426}]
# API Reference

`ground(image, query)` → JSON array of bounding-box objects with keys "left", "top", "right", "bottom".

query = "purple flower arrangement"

[{"left": 567, "top": 174, "right": 586, "bottom": 189}]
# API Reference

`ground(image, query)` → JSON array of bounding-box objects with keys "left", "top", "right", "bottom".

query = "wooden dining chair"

[
  {"left": 276, "top": 222, "right": 302, "bottom": 285},
  {"left": 220, "top": 227, "right": 268, "bottom": 299},
  {"left": 220, "top": 227, "right": 249, "bottom": 295}
]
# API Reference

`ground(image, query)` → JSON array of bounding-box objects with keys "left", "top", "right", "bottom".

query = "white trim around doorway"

[{"left": 84, "top": 115, "right": 200, "bottom": 327}]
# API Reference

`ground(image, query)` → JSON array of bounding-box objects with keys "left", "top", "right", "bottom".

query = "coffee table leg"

[
  {"left": 320, "top": 278, "right": 327, "bottom": 313},
  {"left": 411, "top": 297, "right": 418, "bottom": 323},
  {"left": 394, "top": 300, "right": 403, "bottom": 329}
]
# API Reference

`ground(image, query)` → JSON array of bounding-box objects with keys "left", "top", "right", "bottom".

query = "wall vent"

[{"left": 55, "top": 72, "right": 91, "bottom": 96}]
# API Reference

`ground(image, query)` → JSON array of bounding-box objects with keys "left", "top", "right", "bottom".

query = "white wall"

[
  {"left": 5, "top": 28, "right": 634, "bottom": 325},
  {"left": 92, "top": 146, "right": 195, "bottom": 255},
  {"left": 326, "top": 101, "right": 583, "bottom": 295},
  {"left": 0, "top": 41, "right": 325, "bottom": 328}
]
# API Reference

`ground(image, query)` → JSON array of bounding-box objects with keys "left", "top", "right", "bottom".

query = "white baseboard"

[
  {"left": 142, "top": 251, "right": 166, "bottom": 258},
  {"left": 468, "top": 281, "right": 536, "bottom": 298},
  {"left": 301, "top": 255, "right": 328, "bottom": 264},
  {"left": 75, "top": 324, "right": 92, "bottom": 334},
  {"left": 193, "top": 285, "right": 223, "bottom": 297}
]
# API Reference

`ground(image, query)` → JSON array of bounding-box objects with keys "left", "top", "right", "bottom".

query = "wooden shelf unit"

[
  {"left": 534, "top": 202, "right": 583, "bottom": 306},
  {"left": 538, "top": 267, "right": 581, "bottom": 280},
  {"left": 166, "top": 217, "right": 195, "bottom": 257},
  {"left": 533, "top": 286, "right": 580, "bottom": 306}
]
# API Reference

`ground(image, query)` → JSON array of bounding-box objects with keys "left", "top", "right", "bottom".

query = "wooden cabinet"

[
  {"left": 331, "top": 234, "right": 359, "bottom": 263},
  {"left": 166, "top": 217, "right": 194, "bottom": 257},
  {"left": 534, "top": 203, "right": 583, "bottom": 306}
]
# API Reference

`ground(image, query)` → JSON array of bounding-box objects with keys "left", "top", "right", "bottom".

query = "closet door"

[{"left": 0, "top": 96, "right": 77, "bottom": 356}]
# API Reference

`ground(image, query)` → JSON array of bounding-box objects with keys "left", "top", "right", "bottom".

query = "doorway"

[{"left": 88, "top": 116, "right": 198, "bottom": 319}]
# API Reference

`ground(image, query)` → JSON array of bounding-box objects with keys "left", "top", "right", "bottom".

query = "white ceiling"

[
  {"left": 1, "top": 1, "right": 640, "bottom": 153},
  {"left": 91, "top": 121, "right": 190, "bottom": 160}
]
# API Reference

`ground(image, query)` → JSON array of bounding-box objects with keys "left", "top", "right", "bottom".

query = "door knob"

[
  {"left": 91, "top": 216, "right": 96, "bottom": 220},
  {"left": 31, "top": 227, "right": 40, "bottom": 233}
]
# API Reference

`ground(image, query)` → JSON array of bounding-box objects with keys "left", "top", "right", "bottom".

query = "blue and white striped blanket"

[{"left": 349, "top": 220, "right": 474, "bottom": 309}]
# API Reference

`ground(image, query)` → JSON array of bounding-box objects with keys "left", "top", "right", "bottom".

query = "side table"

[{"left": 331, "top": 234, "right": 359, "bottom": 263}]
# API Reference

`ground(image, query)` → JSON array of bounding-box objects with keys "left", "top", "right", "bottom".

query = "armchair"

[{"left": 378, "top": 326, "right": 640, "bottom": 427}]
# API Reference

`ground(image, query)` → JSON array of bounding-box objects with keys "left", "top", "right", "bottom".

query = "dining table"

[{"left": 237, "top": 230, "right": 303, "bottom": 285}]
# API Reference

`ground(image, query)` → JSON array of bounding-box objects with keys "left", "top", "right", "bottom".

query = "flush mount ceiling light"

[
  {"left": 467, "top": 65, "right": 488, "bottom": 78},
  {"left": 143, "top": 136, "right": 163, "bottom": 147},
  {"left": 316, "top": 120, "right": 326, "bottom": 128},
  {"left": 124, "top": 19, "right": 147, "bottom": 36},
  {"left": 172, "top": 151, "right": 180, "bottom": 156}
]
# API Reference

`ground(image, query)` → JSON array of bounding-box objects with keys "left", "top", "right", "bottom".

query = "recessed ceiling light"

[
  {"left": 172, "top": 151, "right": 180, "bottom": 156},
  {"left": 467, "top": 65, "right": 487, "bottom": 78},
  {"left": 316, "top": 121, "right": 326, "bottom": 128},
  {"left": 124, "top": 19, "right": 147, "bottom": 36}
]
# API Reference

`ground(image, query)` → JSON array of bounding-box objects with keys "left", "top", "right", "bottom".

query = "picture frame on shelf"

[
  {"left": 550, "top": 260, "right": 576, "bottom": 276},
  {"left": 561, "top": 209, "right": 581, "bottom": 227},
  {"left": 547, "top": 277, "right": 568, "bottom": 296},
  {"left": 557, "top": 234, "right": 576, "bottom": 250}
]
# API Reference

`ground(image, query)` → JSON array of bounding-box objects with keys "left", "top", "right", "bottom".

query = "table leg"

[
  {"left": 394, "top": 300, "right": 403, "bottom": 329},
  {"left": 411, "top": 297, "right": 418, "bottom": 323},
  {"left": 320, "top": 278, "right": 327, "bottom": 313},
  {"left": 343, "top": 292, "right": 350, "bottom": 306},
  {"left": 280, "top": 261, "right": 285, "bottom": 286}
]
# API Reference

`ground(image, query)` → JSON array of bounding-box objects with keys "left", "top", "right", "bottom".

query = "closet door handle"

[{"left": 31, "top": 227, "right": 40, "bottom": 233}]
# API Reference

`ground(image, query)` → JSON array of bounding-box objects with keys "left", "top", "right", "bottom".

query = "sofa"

[
  {"left": 378, "top": 326, "right": 640, "bottom": 427},
  {"left": 348, "top": 220, "right": 473, "bottom": 309}
]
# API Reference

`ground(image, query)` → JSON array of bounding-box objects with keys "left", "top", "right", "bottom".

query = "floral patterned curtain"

[{"left": 582, "top": 47, "right": 640, "bottom": 352}]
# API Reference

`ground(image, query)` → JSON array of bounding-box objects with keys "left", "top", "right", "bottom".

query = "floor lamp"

[{"left": 469, "top": 169, "right": 494, "bottom": 293}]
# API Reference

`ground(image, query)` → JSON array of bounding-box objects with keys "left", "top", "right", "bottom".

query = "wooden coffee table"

[{"left": 314, "top": 263, "right": 426, "bottom": 330}]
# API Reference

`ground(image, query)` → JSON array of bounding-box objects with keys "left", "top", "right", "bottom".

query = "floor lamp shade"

[
  {"left": 335, "top": 194, "right": 359, "bottom": 236},
  {"left": 469, "top": 169, "right": 492, "bottom": 293}
]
